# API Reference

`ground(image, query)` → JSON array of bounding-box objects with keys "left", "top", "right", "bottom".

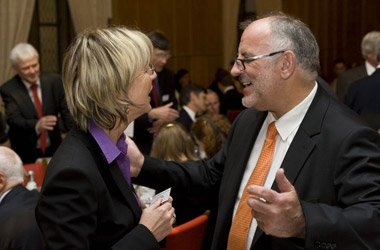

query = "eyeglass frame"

[
  {"left": 144, "top": 64, "right": 155, "bottom": 75},
  {"left": 234, "top": 50, "right": 285, "bottom": 71}
]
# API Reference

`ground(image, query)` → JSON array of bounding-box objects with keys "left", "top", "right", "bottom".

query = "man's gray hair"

[
  {"left": 0, "top": 146, "right": 24, "bottom": 183},
  {"left": 10, "top": 43, "right": 39, "bottom": 67},
  {"left": 241, "top": 12, "right": 320, "bottom": 79},
  {"left": 361, "top": 31, "right": 380, "bottom": 59}
]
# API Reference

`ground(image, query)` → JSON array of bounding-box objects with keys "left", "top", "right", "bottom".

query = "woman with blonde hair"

[
  {"left": 150, "top": 122, "right": 198, "bottom": 162},
  {"left": 36, "top": 26, "right": 175, "bottom": 250}
]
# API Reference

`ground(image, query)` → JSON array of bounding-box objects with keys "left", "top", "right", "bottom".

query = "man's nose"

[{"left": 230, "top": 63, "right": 241, "bottom": 77}]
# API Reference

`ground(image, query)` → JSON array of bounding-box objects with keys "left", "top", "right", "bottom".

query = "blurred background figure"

[
  {"left": 191, "top": 114, "right": 231, "bottom": 159},
  {"left": 151, "top": 122, "right": 199, "bottom": 161},
  {"left": 0, "top": 43, "right": 74, "bottom": 164},
  {"left": 336, "top": 31, "right": 380, "bottom": 102},
  {"left": 205, "top": 89, "right": 220, "bottom": 115},
  {"left": 177, "top": 84, "right": 207, "bottom": 131},
  {"left": 174, "top": 68, "right": 191, "bottom": 101},
  {"left": 0, "top": 146, "right": 42, "bottom": 250},
  {"left": 133, "top": 31, "right": 179, "bottom": 154},
  {"left": 0, "top": 112, "right": 10, "bottom": 147},
  {"left": 329, "top": 58, "right": 347, "bottom": 93}
]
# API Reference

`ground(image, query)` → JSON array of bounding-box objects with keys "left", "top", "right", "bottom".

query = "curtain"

[
  {"left": 0, "top": 0, "right": 36, "bottom": 87},
  {"left": 68, "top": 0, "right": 112, "bottom": 34},
  {"left": 222, "top": 0, "right": 240, "bottom": 70}
]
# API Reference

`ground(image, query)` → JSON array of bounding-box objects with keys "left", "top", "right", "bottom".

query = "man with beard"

[{"left": 129, "top": 13, "right": 380, "bottom": 250}]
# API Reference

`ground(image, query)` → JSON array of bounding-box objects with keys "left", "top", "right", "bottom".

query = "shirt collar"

[
  {"left": 183, "top": 105, "right": 196, "bottom": 121},
  {"left": 0, "top": 189, "right": 12, "bottom": 204},
  {"left": 365, "top": 60, "right": 376, "bottom": 76},
  {"left": 88, "top": 120, "right": 127, "bottom": 164},
  {"left": 22, "top": 78, "right": 40, "bottom": 89},
  {"left": 268, "top": 81, "right": 318, "bottom": 141}
]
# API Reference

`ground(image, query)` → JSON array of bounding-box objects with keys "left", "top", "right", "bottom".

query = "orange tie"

[
  {"left": 30, "top": 84, "right": 46, "bottom": 154},
  {"left": 227, "top": 122, "right": 278, "bottom": 250}
]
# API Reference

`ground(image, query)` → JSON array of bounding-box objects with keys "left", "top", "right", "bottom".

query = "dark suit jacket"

[
  {"left": 35, "top": 128, "right": 160, "bottom": 250},
  {"left": 0, "top": 73, "right": 74, "bottom": 163},
  {"left": 344, "top": 69, "right": 380, "bottom": 130},
  {"left": 336, "top": 64, "right": 367, "bottom": 102},
  {"left": 135, "top": 85, "right": 380, "bottom": 250},
  {"left": 176, "top": 108, "right": 193, "bottom": 132},
  {"left": 134, "top": 67, "right": 177, "bottom": 154},
  {"left": 0, "top": 185, "right": 42, "bottom": 250}
]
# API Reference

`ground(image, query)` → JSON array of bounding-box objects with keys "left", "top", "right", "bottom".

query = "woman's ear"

[{"left": 280, "top": 50, "right": 296, "bottom": 80}]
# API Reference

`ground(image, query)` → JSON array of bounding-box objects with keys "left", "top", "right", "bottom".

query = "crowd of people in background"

[{"left": 0, "top": 11, "right": 380, "bottom": 250}]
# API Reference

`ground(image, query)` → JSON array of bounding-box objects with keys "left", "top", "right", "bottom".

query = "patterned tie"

[
  {"left": 227, "top": 122, "right": 278, "bottom": 250},
  {"left": 30, "top": 84, "right": 46, "bottom": 154}
]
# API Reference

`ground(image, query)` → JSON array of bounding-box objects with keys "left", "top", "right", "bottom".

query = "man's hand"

[
  {"left": 246, "top": 168, "right": 306, "bottom": 238},
  {"left": 148, "top": 102, "right": 179, "bottom": 122},
  {"left": 36, "top": 115, "right": 57, "bottom": 133},
  {"left": 125, "top": 136, "right": 144, "bottom": 177}
]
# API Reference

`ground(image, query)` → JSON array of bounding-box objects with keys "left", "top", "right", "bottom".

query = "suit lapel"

[
  {"left": 13, "top": 77, "right": 38, "bottom": 117},
  {"left": 109, "top": 161, "right": 141, "bottom": 218},
  {"left": 251, "top": 86, "right": 329, "bottom": 248}
]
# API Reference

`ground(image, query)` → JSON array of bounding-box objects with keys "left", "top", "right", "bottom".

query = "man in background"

[
  {"left": 336, "top": 31, "right": 380, "bottom": 102},
  {"left": 345, "top": 37, "right": 380, "bottom": 130},
  {"left": 0, "top": 146, "right": 42, "bottom": 250},
  {"left": 0, "top": 43, "right": 73, "bottom": 163},
  {"left": 177, "top": 84, "right": 206, "bottom": 132},
  {"left": 133, "top": 31, "right": 179, "bottom": 154}
]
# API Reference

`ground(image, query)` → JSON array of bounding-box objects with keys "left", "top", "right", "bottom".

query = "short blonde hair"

[
  {"left": 0, "top": 146, "right": 24, "bottom": 183},
  {"left": 150, "top": 122, "right": 198, "bottom": 162},
  {"left": 62, "top": 26, "right": 153, "bottom": 131}
]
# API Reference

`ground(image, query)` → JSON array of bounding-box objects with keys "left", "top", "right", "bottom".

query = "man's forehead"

[{"left": 238, "top": 19, "right": 272, "bottom": 56}]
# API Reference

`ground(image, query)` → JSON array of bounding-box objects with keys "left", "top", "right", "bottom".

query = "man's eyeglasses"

[
  {"left": 144, "top": 65, "right": 155, "bottom": 75},
  {"left": 234, "top": 50, "right": 285, "bottom": 71}
]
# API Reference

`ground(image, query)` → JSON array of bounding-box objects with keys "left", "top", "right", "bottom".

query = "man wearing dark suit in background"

[
  {"left": 177, "top": 84, "right": 207, "bottom": 132},
  {"left": 0, "top": 146, "right": 42, "bottom": 250},
  {"left": 345, "top": 40, "right": 380, "bottom": 130},
  {"left": 133, "top": 31, "right": 179, "bottom": 154},
  {"left": 336, "top": 31, "right": 380, "bottom": 102},
  {"left": 0, "top": 43, "right": 73, "bottom": 163},
  {"left": 129, "top": 13, "right": 380, "bottom": 250}
]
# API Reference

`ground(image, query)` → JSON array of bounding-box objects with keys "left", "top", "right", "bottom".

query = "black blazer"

[
  {"left": 345, "top": 69, "right": 380, "bottom": 130},
  {"left": 133, "top": 67, "right": 177, "bottom": 154},
  {"left": 0, "top": 73, "right": 74, "bottom": 163},
  {"left": 176, "top": 108, "right": 193, "bottom": 132},
  {"left": 136, "top": 85, "right": 380, "bottom": 250},
  {"left": 336, "top": 64, "right": 367, "bottom": 102},
  {"left": 0, "top": 185, "right": 42, "bottom": 250},
  {"left": 35, "top": 128, "right": 160, "bottom": 250}
]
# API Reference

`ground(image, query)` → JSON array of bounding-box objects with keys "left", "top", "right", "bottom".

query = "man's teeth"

[{"left": 242, "top": 82, "right": 252, "bottom": 87}]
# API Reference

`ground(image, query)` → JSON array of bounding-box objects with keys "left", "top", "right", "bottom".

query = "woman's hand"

[{"left": 139, "top": 196, "right": 176, "bottom": 242}]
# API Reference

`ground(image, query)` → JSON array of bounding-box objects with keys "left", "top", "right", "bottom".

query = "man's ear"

[
  {"left": 280, "top": 50, "right": 296, "bottom": 80},
  {"left": 0, "top": 172, "right": 6, "bottom": 191}
]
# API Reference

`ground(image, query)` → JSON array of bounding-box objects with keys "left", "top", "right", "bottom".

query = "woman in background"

[{"left": 36, "top": 27, "right": 175, "bottom": 250}]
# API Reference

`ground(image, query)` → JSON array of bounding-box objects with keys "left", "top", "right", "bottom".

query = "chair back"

[
  {"left": 23, "top": 162, "right": 45, "bottom": 189},
  {"left": 162, "top": 213, "right": 209, "bottom": 250}
]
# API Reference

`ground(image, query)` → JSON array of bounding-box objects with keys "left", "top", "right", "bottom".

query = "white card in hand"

[{"left": 151, "top": 187, "right": 171, "bottom": 205}]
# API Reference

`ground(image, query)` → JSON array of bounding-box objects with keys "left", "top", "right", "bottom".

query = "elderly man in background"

[
  {"left": 0, "top": 146, "right": 42, "bottom": 250},
  {"left": 0, "top": 43, "right": 73, "bottom": 163}
]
